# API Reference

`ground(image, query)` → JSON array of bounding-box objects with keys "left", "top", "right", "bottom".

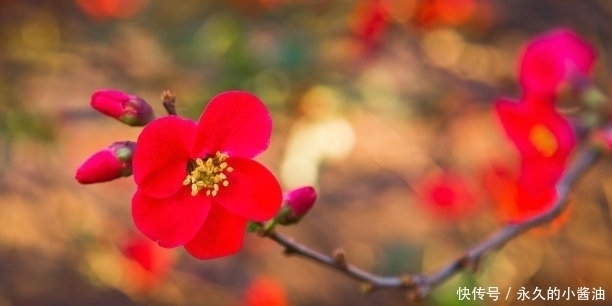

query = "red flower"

[
  {"left": 350, "top": 0, "right": 390, "bottom": 44},
  {"left": 75, "top": 0, "right": 149, "bottom": 19},
  {"left": 494, "top": 97, "right": 576, "bottom": 220},
  {"left": 243, "top": 276, "right": 288, "bottom": 306},
  {"left": 131, "top": 91, "right": 283, "bottom": 259},
  {"left": 518, "top": 28, "right": 595, "bottom": 99},
  {"left": 482, "top": 162, "right": 571, "bottom": 230},
  {"left": 121, "top": 234, "right": 173, "bottom": 293},
  {"left": 414, "top": 170, "right": 476, "bottom": 220},
  {"left": 414, "top": 0, "right": 477, "bottom": 28}
]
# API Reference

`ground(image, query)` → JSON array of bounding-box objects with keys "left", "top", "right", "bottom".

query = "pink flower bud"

[
  {"left": 75, "top": 141, "right": 136, "bottom": 184},
  {"left": 285, "top": 186, "right": 317, "bottom": 216},
  {"left": 91, "top": 89, "right": 155, "bottom": 126},
  {"left": 275, "top": 186, "right": 317, "bottom": 225}
]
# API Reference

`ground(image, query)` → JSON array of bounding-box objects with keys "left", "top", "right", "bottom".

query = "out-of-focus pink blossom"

[
  {"left": 121, "top": 234, "right": 173, "bottom": 293},
  {"left": 415, "top": 170, "right": 476, "bottom": 220},
  {"left": 518, "top": 28, "right": 595, "bottom": 100}
]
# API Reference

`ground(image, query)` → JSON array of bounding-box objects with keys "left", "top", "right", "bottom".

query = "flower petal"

[
  {"left": 133, "top": 116, "right": 196, "bottom": 198},
  {"left": 519, "top": 28, "right": 595, "bottom": 97},
  {"left": 495, "top": 98, "right": 576, "bottom": 185},
  {"left": 215, "top": 157, "right": 282, "bottom": 222},
  {"left": 132, "top": 188, "right": 211, "bottom": 248},
  {"left": 192, "top": 91, "right": 272, "bottom": 158},
  {"left": 494, "top": 98, "right": 534, "bottom": 154},
  {"left": 495, "top": 98, "right": 575, "bottom": 159},
  {"left": 183, "top": 204, "right": 247, "bottom": 259}
]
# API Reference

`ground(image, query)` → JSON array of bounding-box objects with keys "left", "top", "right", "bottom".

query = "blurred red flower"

[
  {"left": 495, "top": 97, "right": 576, "bottom": 191},
  {"left": 75, "top": 0, "right": 149, "bottom": 19},
  {"left": 415, "top": 170, "right": 476, "bottom": 220},
  {"left": 121, "top": 234, "right": 173, "bottom": 293},
  {"left": 243, "top": 276, "right": 288, "bottom": 306},
  {"left": 494, "top": 97, "right": 576, "bottom": 221},
  {"left": 131, "top": 91, "right": 283, "bottom": 259},
  {"left": 350, "top": 0, "right": 391, "bottom": 45},
  {"left": 414, "top": 0, "right": 477, "bottom": 28},
  {"left": 481, "top": 162, "right": 572, "bottom": 230},
  {"left": 518, "top": 28, "right": 595, "bottom": 100}
]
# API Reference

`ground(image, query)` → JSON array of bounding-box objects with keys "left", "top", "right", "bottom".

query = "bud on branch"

[
  {"left": 91, "top": 89, "right": 156, "bottom": 126},
  {"left": 75, "top": 141, "right": 136, "bottom": 184},
  {"left": 275, "top": 186, "right": 317, "bottom": 226}
]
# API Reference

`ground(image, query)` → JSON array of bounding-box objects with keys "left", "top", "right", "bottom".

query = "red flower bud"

[
  {"left": 275, "top": 186, "right": 317, "bottom": 225},
  {"left": 91, "top": 89, "right": 155, "bottom": 126},
  {"left": 75, "top": 141, "right": 136, "bottom": 184}
]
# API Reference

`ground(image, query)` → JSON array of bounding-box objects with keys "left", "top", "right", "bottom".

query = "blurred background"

[{"left": 1, "top": 0, "right": 612, "bottom": 305}]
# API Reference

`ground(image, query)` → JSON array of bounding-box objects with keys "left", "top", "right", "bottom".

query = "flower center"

[
  {"left": 183, "top": 151, "right": 233, "bottom": 196},
  {"left": 528, "top": 124, "right": 558, "bottom": 158}
]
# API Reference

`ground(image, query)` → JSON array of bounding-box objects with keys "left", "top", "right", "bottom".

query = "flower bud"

[
  {"left": 275, "top": 186, "right": 317, "bottom": 225},
  {"left": 91, "top": 89, "right": 156, "bottom": 126},
  {"left": 75, "top": 141, "right": 136, "bottom": 184}
]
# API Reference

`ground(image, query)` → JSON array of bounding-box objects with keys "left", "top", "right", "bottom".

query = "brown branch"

[
  {"left": 264, "top": 146, "right": 601, "bottom": 298},
  {"left": 266, "top": 231, "right": 411, "bottom": 291}
]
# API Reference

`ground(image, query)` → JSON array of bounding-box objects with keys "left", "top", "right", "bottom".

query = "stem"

[
  {"left": 264, "top": 146, "right": 601, "bottom": 298},
  {"left": 267, "top": 231, "right": 410, "bottom": 291},
  {"left": 161, "top": 90, "right": 177, "bottom": 116}
]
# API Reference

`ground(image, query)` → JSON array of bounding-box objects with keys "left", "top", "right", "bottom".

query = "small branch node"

[
  {"left": 359, "top": 282, "right": 374, "bottom": 295},
  {"left": 283, "top": 247, "right": 296, "bottom": 256},
  {"left": 258, "top": 147, "right": 599, "bottom": 300},
  {"left": 406, "top": 287, "right": 423, "bottom": 303},
  {"left": 457, "top": 254, "right": 478, "bottom": 272},
  {"left": 332, "top": 248, "right": 347, "bottom": 268},
  {"left": 400, "top": 274, "right": 415, "bottom": 288}
]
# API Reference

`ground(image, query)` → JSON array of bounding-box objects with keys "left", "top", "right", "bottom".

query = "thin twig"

[
  {"left": 266, "top": 231, "right": 411, "bottom": 291},
  {"left": 419, "top": 146, "right": 600, "bottom": 294},
  {"left": 264, "top": 146, "right": 601, "bottom": 298}
]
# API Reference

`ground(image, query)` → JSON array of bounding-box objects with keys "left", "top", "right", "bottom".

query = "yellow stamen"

[
  {"left": 183, "top": 151, "right": 232, "bottom": 197},
  {"left": 528, "top": 124, "right": 558, "bottom": 158}
]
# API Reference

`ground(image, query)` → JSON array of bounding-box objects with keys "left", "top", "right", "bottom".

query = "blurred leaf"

[
  {"left": 1, "top": 110, "right": 55, "bottom": 142},
  {"left": 376, "top": 242, "right": 423, "bottom": 274}
]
